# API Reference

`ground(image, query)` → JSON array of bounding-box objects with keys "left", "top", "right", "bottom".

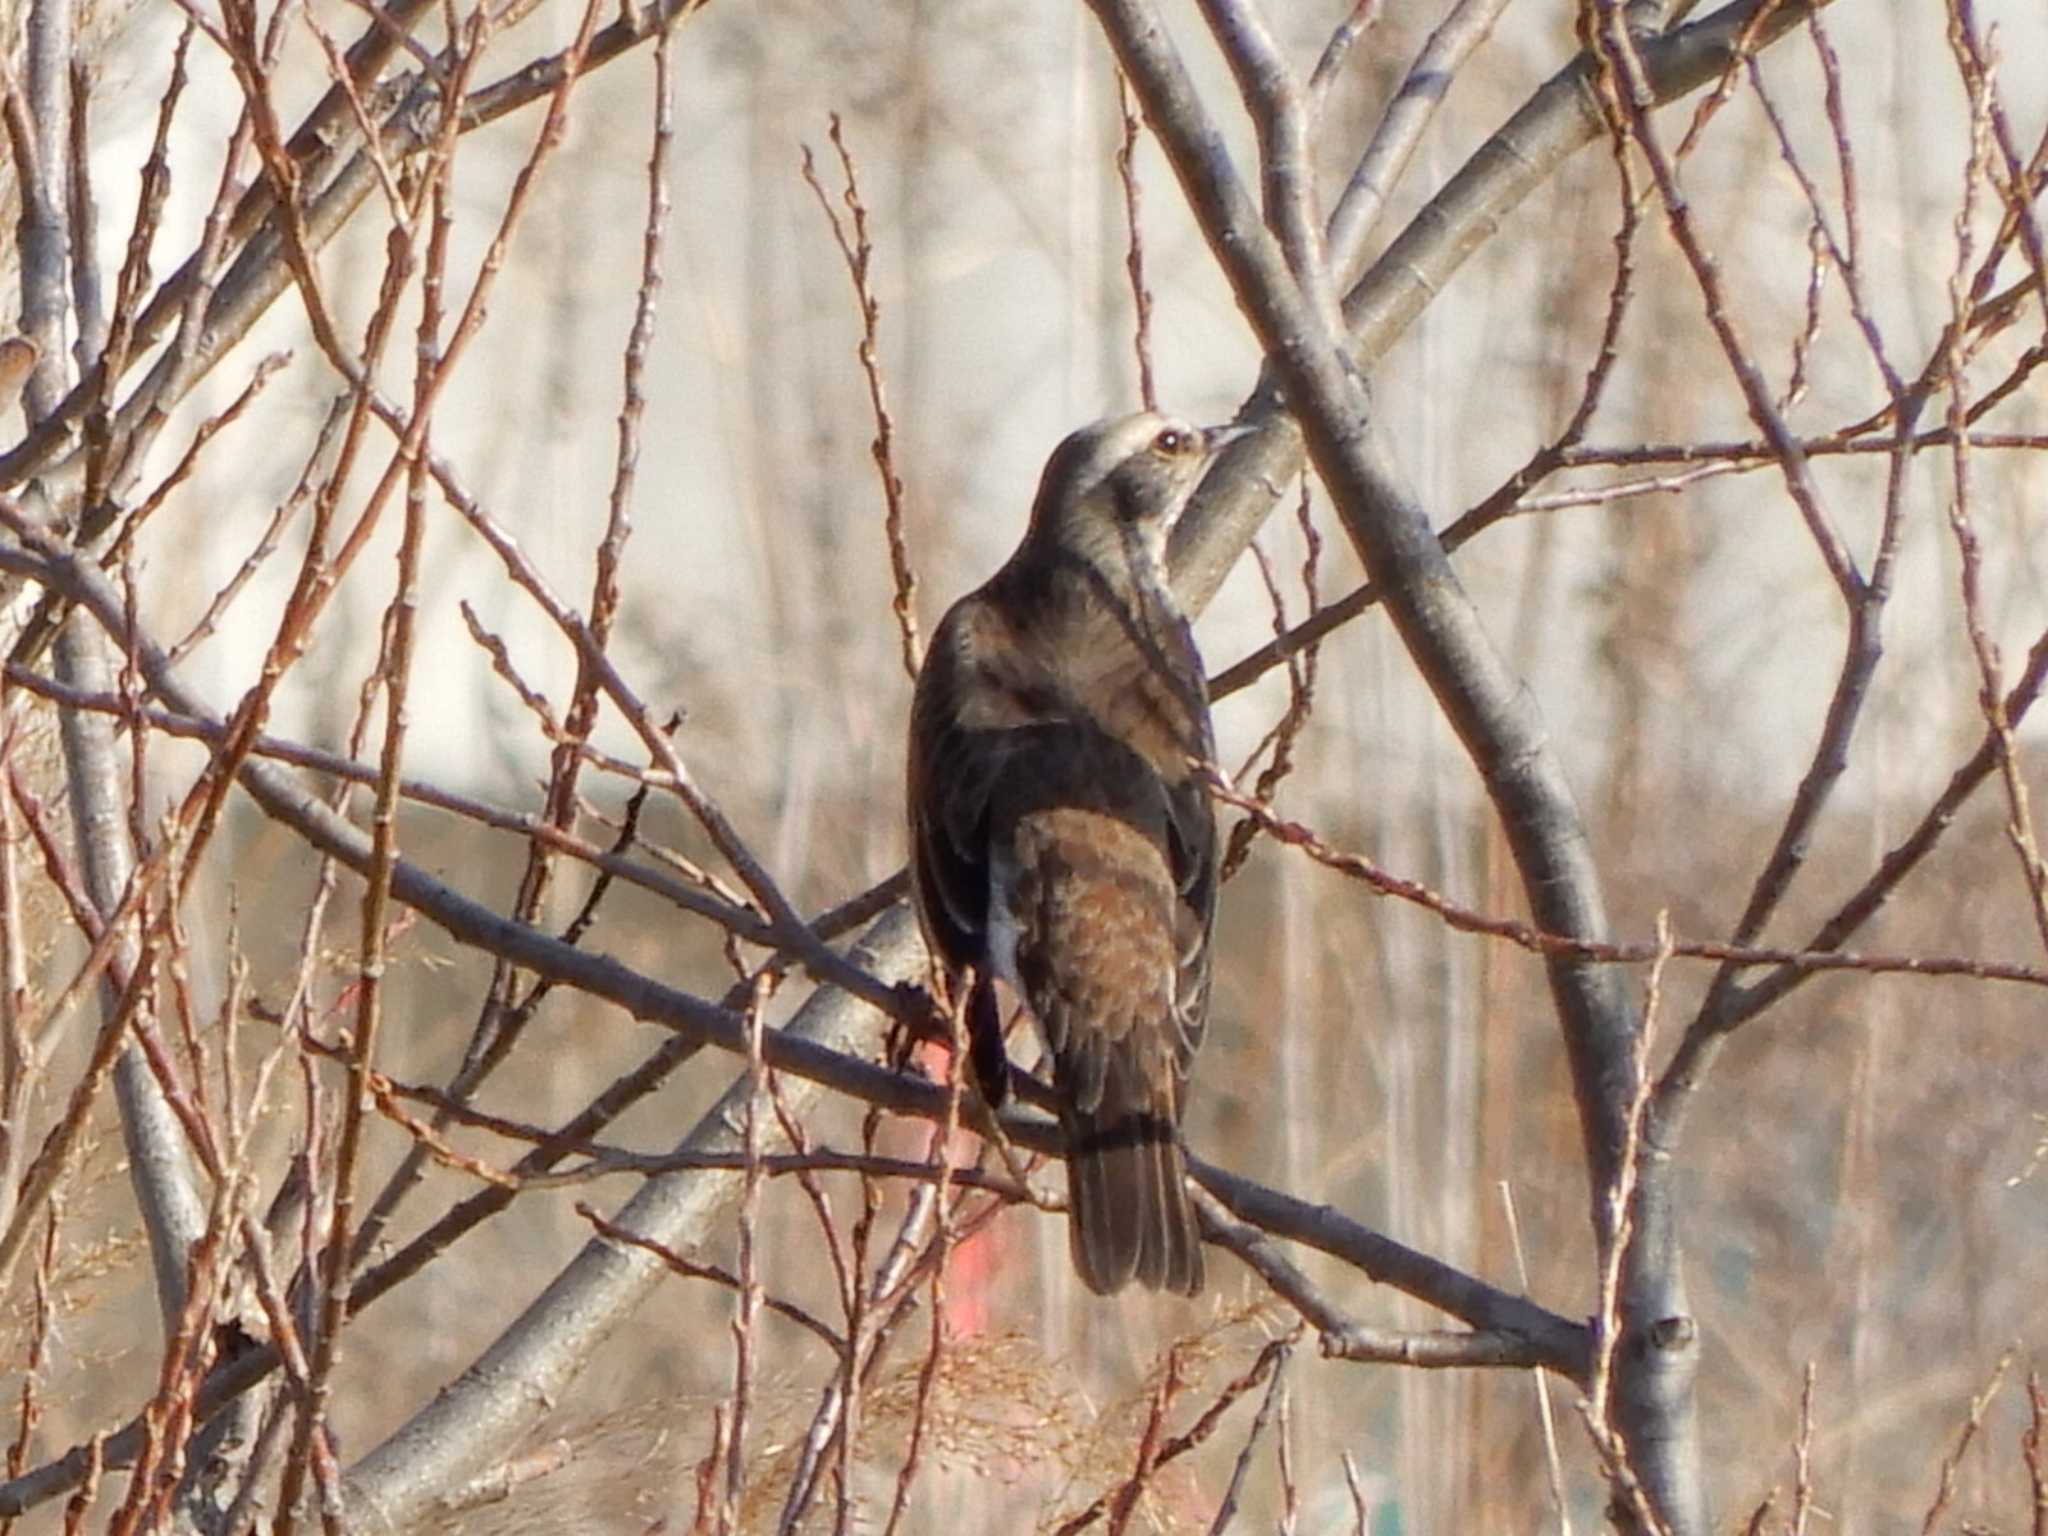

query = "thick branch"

[
  {"left": 1170, "top": 0, "right": 1827, "bottom": 612},
  {"left": 1084, "top": 2, "right": 1845, "bottom": 1528}
]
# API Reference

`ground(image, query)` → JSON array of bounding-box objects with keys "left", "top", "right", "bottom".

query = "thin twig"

[
  {"left": 1205, "top": 1340, "right": 1290, "bottom": 1535},
  {"left": 1200, "top": 767, "right": 2048, "bottom": 990},
  {"left": 1114, "top": 71, "right": 1157, "bottom": 409},
  {"left": 801, "top": 114, "right": 919, "bottom": 678},
  {"left": 1791, "top": 1361, "right": 1816, "bottom": 1536},
  {"left": 2023, "top": 1370, "right": 2046, "bottom": 1536},
  {"left": 1918, "top": 1351, "right": 2012, "bottom": 1535},
  {"left": 1503, "top": 1180, "right": 1573, "bottom": 1535}
]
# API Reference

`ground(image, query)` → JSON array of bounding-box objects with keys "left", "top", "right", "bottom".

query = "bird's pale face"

[{"left": 1026, "top": 411, "right": 1229, "bottom": 580}]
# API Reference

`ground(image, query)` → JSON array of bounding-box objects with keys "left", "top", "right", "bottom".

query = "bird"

[{"left": 906, "top": 409, "right": 1243, "bottom": 1296}]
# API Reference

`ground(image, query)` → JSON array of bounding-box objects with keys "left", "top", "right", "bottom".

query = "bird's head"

[{"left": 1021, "top": 411, "right": 1249, "bottom": 585}]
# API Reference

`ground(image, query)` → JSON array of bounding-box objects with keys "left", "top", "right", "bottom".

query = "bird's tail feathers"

[{"left": 1065, "top": 1107, "right": 1202, "bottom": 1297}]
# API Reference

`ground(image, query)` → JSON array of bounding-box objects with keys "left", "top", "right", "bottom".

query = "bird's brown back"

[{"left": 904, "top": 410, "right": 1230, "bottom": 1295}]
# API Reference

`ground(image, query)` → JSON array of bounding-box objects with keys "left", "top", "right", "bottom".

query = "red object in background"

[{"left": 915, "top": 1036, "right": 1000, "bottom": 1339}]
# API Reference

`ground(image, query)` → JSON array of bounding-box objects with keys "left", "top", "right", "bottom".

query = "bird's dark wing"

[
  {"left": 1164, "top": 765, "right": 1217, "bottom": 1070},
  {"left": 906, "top": 602, "right": 1003, "bottom": 972},
  {"left": 908, "top": 600, "right": 1031, "bottom": 1109},
  {"left": 1145, "top": 613, "right": 1218, "bottom": 1072}
]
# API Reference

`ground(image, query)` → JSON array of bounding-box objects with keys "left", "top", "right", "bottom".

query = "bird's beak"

[{"left": 1199, "top": 421, "right": 1257, "bottom": 456}]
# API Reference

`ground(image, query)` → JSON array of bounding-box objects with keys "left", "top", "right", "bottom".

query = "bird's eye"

[{"left": 1153, "top": 428, "right": 1190, "bottom": 455}]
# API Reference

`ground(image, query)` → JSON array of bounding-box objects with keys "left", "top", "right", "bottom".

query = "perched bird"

[{"left": 907, "top": 410, "right": 1241, "bottom": 1296}]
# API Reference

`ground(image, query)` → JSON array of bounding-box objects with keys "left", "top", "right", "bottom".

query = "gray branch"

[
  {"left": 340, "top": 905, "right": 925, "bottom": 1533},
  {"left": 0, "top": 524, "right": 1586, "bottom": 1522},
  {"left": 1090, "top": 1, "right": 1824, "bottom": 1528},
  {"left": 52, "top": 615, "right": 207, "bottom": 1326},
  {"left": 13, "top": 0, "right": 208, "bottom": 1332}
]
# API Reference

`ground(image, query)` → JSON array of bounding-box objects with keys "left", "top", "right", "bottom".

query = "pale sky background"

[{"left": 77, "top": 0, "right": 2048, "bottom": 873}]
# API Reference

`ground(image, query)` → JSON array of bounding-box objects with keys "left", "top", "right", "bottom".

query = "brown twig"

[
  {"left": 1449, "top": 119, "right": 1643, "bottom": 551},
  {"left": 723, "top": 970, "right": 772, "bottom": 1531},
  {"left": 1792, "top": 1361, "right": 1816, "bottom": 1536},
  {"left": 0, "top": 1207, "right": 59, "bottom": 1536},
  {"left": 55, "top": 1432, "right": 102, "bottom": 1536},
  {"left": 1593, "top": 0, "right": 1853, "bottom": 603},
  {"left": 431, "top": 13, "right": 683, "bottom": 1133},
  {"left": 1206, "top": 1339, "right": 1289, "bottom": 1534},
  {"left": 2023, "top": 1370, "right": 2046, "bottom": 1536},
  {"left": 1919, "top": 1350, "right": 2012, "bottom": 1535},
  {"left": 1940, "top": 0, "right": 2048, "bottom": 958},
  {"left": 878, "top": 993, "right": 965, "bottom": 1536},
  {"left": 1053, "top": 1334, "right": 1297, "bottom": 1536},
  {"left": 1220, "top": 530, "right": 1319, "bottom": 882},
  {"left": 363, "top": 1060, "right": 1034, "bottom": 1198},
  {"left": 802, "top": 113, "right": 920, "bottom": 679},
  {"left": 1200, "top": 766, "right": 2048, "bottom": 990},
  {"left": 102, "top": 351, "right": 292, "bottom": 573},
  {"left": 1579, "top": 915, "right": 1672, "bottom": 1535},
  {"left": 576, "top": 1205, "right": 844, "bottom": 1351},
  {"left": 1114, "top": 71, "right": 1157, "bottom": 410}
]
